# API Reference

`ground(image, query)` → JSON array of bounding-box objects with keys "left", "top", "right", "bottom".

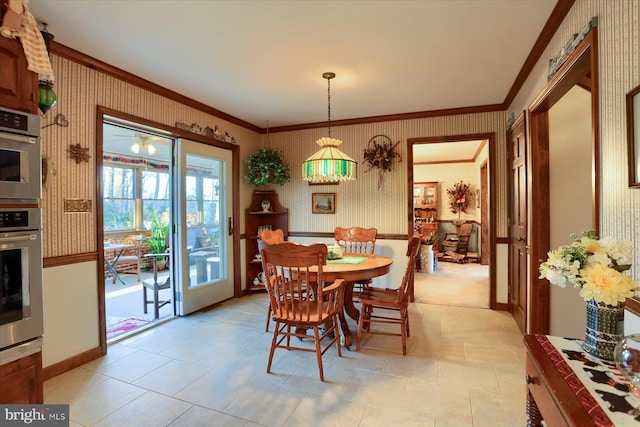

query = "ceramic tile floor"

[{"left": 44, "top": 293, "right": 527, "bottom": 426}]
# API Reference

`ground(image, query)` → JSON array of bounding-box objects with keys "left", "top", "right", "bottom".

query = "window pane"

[
  {"left": 103, "top": 166, "right": 134, "bottom": 198},
  {"left": 103, "top": 199, "right": 134, "bottom": 230},
  {"left": 103, "top": 166, "right": 135, "bottom": 231},
  {"left": 142, "top": 170, "right": 170, "bottom": 230},
  {"left": 142, "top": 170, "right": 170, "bottom": 199},
  {"left": 142, "top": 202, "right": 170, "bottom": 230},
  {"left": 186, "top": 200, "right": 199, "bottom": 226},
  {"left": 203, "top": 177, "right": 217, "bottom": 201},
  {"left": 186, "top": 175, "right": 197, "bottom": 201},
  {"left": 202, "top": 202, "right": 218, "bottom": 224}
]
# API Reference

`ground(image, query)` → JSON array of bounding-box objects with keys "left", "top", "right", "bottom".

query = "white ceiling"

[
  {"left": 413, "top": 140, "right": 485, "bottom": 164},
  {"left": 29, "top": 0, "right": 558, "bottom": 129}
]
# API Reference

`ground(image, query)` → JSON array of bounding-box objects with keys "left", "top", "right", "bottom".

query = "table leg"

[
  {"left": 336, "top": 281, "right": 358, "bottom": 349},
  {"left": 343, "top": 281, "right": 360, "bottom": 321},
  {"left": 338, "top": 310, "right": 353, "bottom": 348},
  {"left": 105, "top": 249, "right": 127, "bottom": 286},
  {"left": 526, "top": 389, "right": 543, "bottom": 427}
]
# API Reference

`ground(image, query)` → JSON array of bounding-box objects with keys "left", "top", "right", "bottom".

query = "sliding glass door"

[{"left": 174, "top": 139, "right": 234, "bottom": 314}]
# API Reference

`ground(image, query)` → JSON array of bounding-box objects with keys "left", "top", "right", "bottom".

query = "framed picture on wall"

[{"left": 311, "top": 193, "right": 336, "bottom": 214}]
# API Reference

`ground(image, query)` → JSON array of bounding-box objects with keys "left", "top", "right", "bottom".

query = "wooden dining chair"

[
  {"left": 334, "top": 227, "right": 377, "bottom": 254},
  {"left": 257, "top": 228, "right": 286, "bottom": 332},
  {"left": 334, "top": 227, "right": 377, "bottom": 295},
  {"left": 142, "top": 252, "right": 171, "bottom": 320},
  {"left": 260, "top": 242, "right": 345, "bottom": 382},
  {"left": 356, "top": 236, "right": 420, "bottom": 355}
]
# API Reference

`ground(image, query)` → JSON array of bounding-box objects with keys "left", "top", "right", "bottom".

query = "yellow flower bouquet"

[
  {"left": 540, "top": 230, "right": 639, "bottom": 360},
  {"left": 539, "top": 230, "right": 638, "bottom": 304}
]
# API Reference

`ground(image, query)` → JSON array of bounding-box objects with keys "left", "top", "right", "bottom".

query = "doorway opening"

[
  {"left": 525, "top": 28, "right": 599, "bottom": 335},
  {"left": 97, "top": 110, "right": 236, "bottom": 346},
  {"left": 408, "top": 134, "right": 496, "bottom": 309},
  {"left": 101, "top": 120, "right": 176, "bottom": 340}
]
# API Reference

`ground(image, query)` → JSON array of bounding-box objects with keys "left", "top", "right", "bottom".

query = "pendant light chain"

[{"left": 327, "top": 76, "right": 331, "bottom": 138}]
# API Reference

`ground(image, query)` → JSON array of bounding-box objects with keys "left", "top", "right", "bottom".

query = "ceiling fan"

[{"left": 114, "top": 133, "right": 166, "bottom": 155}]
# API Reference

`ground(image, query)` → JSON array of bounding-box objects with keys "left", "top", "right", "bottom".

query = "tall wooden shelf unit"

[
  {"left": 414, "top": 182, "right": 438, "bottom": 246},
  {"left": 245, "top": 190, "right": 288, "bottom": 293}
]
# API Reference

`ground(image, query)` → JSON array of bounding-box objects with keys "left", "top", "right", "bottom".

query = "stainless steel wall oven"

[
  {"left": 0, "top": 207, "right": 43, "bottom": 351},
  {"left": 0, "top": 106, "right": 41, "bottom": 201}
]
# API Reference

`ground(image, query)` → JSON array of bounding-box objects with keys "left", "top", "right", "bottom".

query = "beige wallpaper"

[
  {"left": 42, "top": 55, "right": 261, "bottom": 258},
  {"left": 507, "top": 0, "right": 640, "bottom": 283},
  {"left": 414, "top": 162, "right": 479, "bottom": 222},
  {"left": 261, "top": 112, "right": 507, "bottom": 237}
]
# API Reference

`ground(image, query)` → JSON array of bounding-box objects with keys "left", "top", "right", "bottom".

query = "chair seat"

[
  {"left": 117, "top": 255, "right": 139, "bottom": 263},
  {"left": 273, "top": 303, "right": 337, "bottom": 324},
  {"left": 359, "top": 288, "right": 408, "bottom": 307},
  {"left": 143, "top": 275, "right": 170, "bottom": 290}
]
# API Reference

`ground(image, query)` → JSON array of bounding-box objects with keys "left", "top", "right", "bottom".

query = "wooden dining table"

[{"left": 313, "top": 253, "right": 393, "bottom": 348}]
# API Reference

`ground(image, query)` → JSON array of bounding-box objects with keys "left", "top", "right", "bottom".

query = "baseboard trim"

[
  {"left": 494, "top": 302, "right": 509, "bottom": 311},
  {"left": 43, "top": 346, "right": 104, "bottom": 380}
]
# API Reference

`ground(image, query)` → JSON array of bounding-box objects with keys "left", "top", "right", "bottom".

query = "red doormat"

[{"left": 107, "top": 317, "right": 150, "bottom": 339}]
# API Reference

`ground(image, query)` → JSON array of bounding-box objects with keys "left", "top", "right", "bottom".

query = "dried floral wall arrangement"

[
  {"left": 446, "top": 180, "right": 473, "bottom": 222},
  {"left": 68, "top": 144, "right": 90, "bottom": 163},
  {"left": 362, "top": 134, "right": 401, "bottom": 189}
]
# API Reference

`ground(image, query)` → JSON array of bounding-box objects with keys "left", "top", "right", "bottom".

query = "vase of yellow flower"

[
  {"left": 582, "top": 299, "right": 625, "bottom": 360},
  {"left": 539, "top": 230, "right": 639, "bottom": 361}
]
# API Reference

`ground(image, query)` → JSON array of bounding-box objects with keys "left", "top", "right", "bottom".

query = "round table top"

[{"left": 318, "top": 253, "right": 393, "bottom": 282}]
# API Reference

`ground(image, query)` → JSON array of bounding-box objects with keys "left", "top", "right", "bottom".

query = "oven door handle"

[
  {"left": 0, "top": 233, "right": 38, "bottom": 242},
  {"left": 0, "top": 130, "right": 37, "bottom": 144}
]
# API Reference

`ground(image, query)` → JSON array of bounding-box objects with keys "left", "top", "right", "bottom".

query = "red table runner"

[{"left": 535, "top": 334, "right": 640, "bottom": 426}]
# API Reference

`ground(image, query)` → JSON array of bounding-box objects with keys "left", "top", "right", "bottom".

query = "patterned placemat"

[
  {"left": 326, "top": 256, "right": 368, "bottom": 264},
  {"left": 536, "top": 334, "right": 640, "bottom": 426}
]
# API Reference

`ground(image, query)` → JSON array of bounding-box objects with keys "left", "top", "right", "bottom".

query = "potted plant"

[
  {"left": 146, "top": 208, "right": 169, "bottom": 269},
  {"left": 244, "top": 148, "right": 290, "bottom": 186}
]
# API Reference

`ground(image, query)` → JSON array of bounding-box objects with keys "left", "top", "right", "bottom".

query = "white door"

[{"left": 174, "top": 139, "right": 234, "bottom": 314}]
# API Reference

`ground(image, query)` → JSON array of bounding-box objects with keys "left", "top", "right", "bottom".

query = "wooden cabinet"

[
  {"left": 0, "top": 350, "right": 43, "bottom": 404},
  {"left": 0, "top": 22, "right": 38, "bottom": 114},
  {"left": 414, "top": 182, "right": 438, "bottom": 246},
  {"left": 245, "top": 190, "right": 288, "bottom": 293}
]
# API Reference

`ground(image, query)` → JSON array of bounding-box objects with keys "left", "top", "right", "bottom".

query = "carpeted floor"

[{"left": 414, "top": 261, "right": 489, "bottom": 308}]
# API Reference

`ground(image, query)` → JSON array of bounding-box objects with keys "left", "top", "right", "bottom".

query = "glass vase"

[{"left": 582, "top": 298, "right": 625, "bottom": 361}]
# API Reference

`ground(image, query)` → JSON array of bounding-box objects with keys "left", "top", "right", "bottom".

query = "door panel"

[
  {"left": 508, "top": 113, "right": 528, "bottom": 334},
  {"left": 175, "top": 140, "right": 234, "bottom": 314}
]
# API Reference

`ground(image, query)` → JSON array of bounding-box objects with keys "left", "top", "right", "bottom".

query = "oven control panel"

[
  {"left": 0, "top": 208, "right": 41, "bottom": 231},
  {"left": 0, "top": 110, "right": 28, "bottom": 132},
  {"left": 0, "top": 210, "right": 29, "bottom": 228}
]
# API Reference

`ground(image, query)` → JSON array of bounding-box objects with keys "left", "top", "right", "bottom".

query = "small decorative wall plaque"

[{"left": 64, "top": 198, "right": 92, "bottom": 213}]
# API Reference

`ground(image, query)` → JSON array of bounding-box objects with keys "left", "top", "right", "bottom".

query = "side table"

[{"left": 524, "top": 334, "right": 640, "bottom": 426}]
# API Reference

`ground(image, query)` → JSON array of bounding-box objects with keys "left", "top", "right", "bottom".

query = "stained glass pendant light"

[{"left": 302, "top": 72, "right": 357, "bottom": 182}]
